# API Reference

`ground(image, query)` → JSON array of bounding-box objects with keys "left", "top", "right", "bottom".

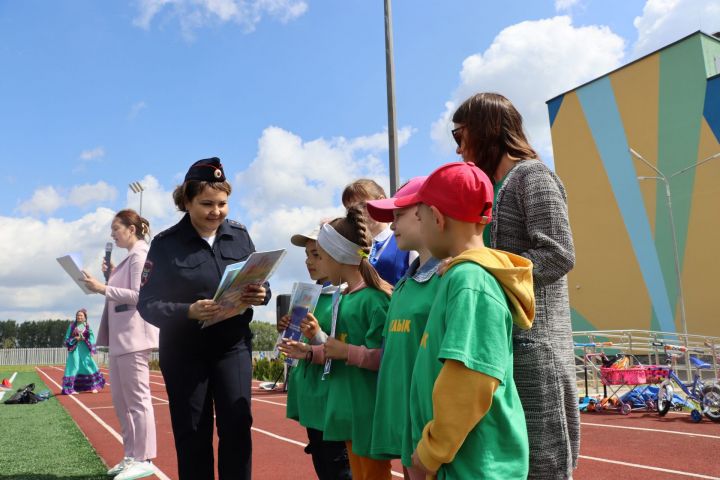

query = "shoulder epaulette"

[
  {"left": 153, "top": 222, "right": 181, "bottom": 240},
  {"left": 228, "top": 219, "right": 247, "bottom": 230}
]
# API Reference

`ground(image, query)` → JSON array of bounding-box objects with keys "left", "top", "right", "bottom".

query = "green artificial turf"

[{"left": 0, "top": 368, "right": 108, "bottom": 479}]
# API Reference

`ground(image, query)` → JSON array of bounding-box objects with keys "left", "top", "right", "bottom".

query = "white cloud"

[
  {"left": 431, "top": 16, "right": 625, "bottom": 165},
  {"left": 68, "top": 181, "right": 118, "bottom": 207},
  {"left": 633, "top": 0, "right": 720, "bottom": 57},
  {"left": 555, "top": 0, "right": 580, "bottom": 12},
  {"left": 234, "top": 125, "right": 414, "bottom": 322},
  {"left": 17, "top": 186, "right": 64, "bottom": 216},
  {"left": 79, "top": 147, "right": 105, "bottom": 161},
  {"left": 0, "top": 209, "right": 116, "bottom": 325},
  {"left": 133, "top": 0, "right": 308, "bottom": 37},
  {"left": 133, "top": 0, "right": 173, "bottom": 30},
  {"left": 18, "top": 182, "right": 118, "bottom": 216},
  {"left": 129, "top": 101, "right": 147, "bottom": 119}
]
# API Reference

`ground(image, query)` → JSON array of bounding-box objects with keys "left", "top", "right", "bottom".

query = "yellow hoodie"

[
  {"left": 415, "top": 248, "right": 535, "bottom": 476},
  {"left": 448, "top": 247, "right": 535, "bottom": 330}
]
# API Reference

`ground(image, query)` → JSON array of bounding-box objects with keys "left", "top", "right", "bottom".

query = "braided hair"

[{"left": 329, "top": 206, "right": 393, "bottom": 297}]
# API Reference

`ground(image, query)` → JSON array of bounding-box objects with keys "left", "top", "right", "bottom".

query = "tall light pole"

[
  {"left": 384, "top": 0, "right": 399, "bottom": 195},
  {"left": 630, "top": 148, "right": 720, "bottom": 340},
  {"left": 129, "top": 181, "right": 145, "bottom": 216}
]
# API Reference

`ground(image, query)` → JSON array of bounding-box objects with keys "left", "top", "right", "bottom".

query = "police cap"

[{"left": 185, "top": 157, "right": 226, "bottom": 183}]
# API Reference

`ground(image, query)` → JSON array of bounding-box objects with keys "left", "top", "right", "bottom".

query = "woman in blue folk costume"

[{"left": 62, "top": 308, "right": 105, "bottom": 395}]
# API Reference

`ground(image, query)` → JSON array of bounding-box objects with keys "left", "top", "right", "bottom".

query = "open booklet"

[
  {"left": 274, "top": 282, "right": 323, "bottom": 366},
  {"left": 56, "top": 254, "right": 93, "bottom": 295},
  {"left": 202, "top": 249, "right": 287, "bottom": 328}
]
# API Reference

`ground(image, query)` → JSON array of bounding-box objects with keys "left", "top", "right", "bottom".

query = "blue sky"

[{"left": 1, "top": 0, "right": 717, "bottom": 324}]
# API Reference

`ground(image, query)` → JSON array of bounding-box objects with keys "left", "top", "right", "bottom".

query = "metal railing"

[{"left": 573, "top": 330, "right": 720, "bottom": 397}]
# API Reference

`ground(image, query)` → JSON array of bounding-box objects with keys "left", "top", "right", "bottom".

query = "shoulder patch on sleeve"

[{"left": 141, "top": 260, "right": 154, "bottom": 287}]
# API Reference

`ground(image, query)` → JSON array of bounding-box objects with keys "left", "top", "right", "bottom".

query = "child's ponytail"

[{"left": 335, "top": 207, "right": 393, "bottom": 297}]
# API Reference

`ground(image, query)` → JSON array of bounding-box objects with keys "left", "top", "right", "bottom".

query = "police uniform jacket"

[{"left": 138, "top": 213, "right": 269, "bottom": 351}]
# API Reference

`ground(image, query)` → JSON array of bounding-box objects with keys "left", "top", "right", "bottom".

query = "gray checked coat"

[{"left": 489, "top": 159, "right": 579, "bottom": 479}]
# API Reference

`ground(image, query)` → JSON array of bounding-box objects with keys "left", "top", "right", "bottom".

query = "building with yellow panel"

[{"left": 547, "top": 31, "right": 720, "bottom": 337}]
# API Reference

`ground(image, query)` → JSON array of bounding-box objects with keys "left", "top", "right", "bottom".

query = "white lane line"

[
  {"left": 250, "top": 427, "right": 403, "bottom": 478},
  {"left": 250, "top": 427, "right": 306, "bottom": 447},
  {"left": 579, "top": 455, "right": 720, "bottom": 479},
  {"left": 96, "top": 365, "right": 288, "bottom": 405},
  {"left": 53, "top": 364, "right": 169, "bottom": 404},
  {"left": 582, "top": 422, "right": 720, "bottom": 440},
  {"left": 91, "top": 403, "right": 169, "bottom": 411},
  {"left": 36, "top": 367, "right": 173, "bottom": 480},
  {"left": 252, "top": 398, "right": 287, "bottom": 407}
]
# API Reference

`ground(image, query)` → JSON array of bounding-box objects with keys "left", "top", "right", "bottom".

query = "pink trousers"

[{"left": 109, "top": 350, "right": 157, "bottom": 460}]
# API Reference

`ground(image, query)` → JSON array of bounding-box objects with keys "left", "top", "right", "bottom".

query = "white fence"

[
  {"left": 0, "top": 348, "right": 277, "bottom": 367},
  {"left": 0, "top": 348, "right": 69, "bottom": 366}
]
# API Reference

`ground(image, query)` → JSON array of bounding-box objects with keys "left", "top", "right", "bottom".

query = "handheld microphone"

[{"left": 103, "top": 242, "right": 113, "bottom": 283}]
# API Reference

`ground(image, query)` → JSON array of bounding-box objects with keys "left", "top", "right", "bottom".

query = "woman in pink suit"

[{"left": 83, "top": 209, "right": 159, "bottom": 480}]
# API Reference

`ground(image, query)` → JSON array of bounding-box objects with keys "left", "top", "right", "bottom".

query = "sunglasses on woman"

[{"left": 451, "top": 126, "right": 464, "bottom": 147}]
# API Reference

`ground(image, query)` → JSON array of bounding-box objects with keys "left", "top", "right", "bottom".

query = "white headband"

[{"left": 318, "top": 223, "right": 366, "bottom": 266}]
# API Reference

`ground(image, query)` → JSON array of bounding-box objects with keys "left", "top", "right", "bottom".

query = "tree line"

[
  {"left": 0, "top": 320, "right": 73, "bottom": 349},
  {"left": 0, "top": 319, "right": 279, "bottom": 351}
]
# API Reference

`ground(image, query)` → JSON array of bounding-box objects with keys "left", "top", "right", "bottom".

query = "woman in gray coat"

[{"left": 451, "top": 92, "right": 578, "bottom": 479}]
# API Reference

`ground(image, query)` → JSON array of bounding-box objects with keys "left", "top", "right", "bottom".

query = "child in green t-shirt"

[
  {"left": 394, "top": 161, "right": 536, "bottom": 480},
  {"left": 364, "top": 177, "right": 442, "bottom": 479},
  {"left": 280, "top": 207, "right": 393, "bottom": 480},
  {"left": 277, "top": 227, "right": 351, "bottom": 479}
]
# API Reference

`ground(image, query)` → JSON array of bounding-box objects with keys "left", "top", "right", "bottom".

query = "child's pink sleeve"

[
  {"left": 310, "top": 344, "right": 326, "bottom": 365},
  {"left": 346, "top": 345, "right": 382, "bottom": 371}
]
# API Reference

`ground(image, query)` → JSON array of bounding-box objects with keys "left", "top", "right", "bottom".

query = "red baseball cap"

[
  {"left": 394, "top": 162, "right": 493, "bottom": 223},
  {"left": 366, "top": 176, "right": 428, "bottom": 223}
]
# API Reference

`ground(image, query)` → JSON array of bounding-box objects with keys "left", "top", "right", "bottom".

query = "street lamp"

[
  {"left": 129, "top": 181, "right": 145, "bottom": 216},
  {"left": 630, "top": 148, "right": 720, "bottom": 341}
]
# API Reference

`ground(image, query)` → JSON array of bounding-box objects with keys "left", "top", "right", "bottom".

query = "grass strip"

[{"left": 0, "top": 368, "right": 108, "bottom": 479}]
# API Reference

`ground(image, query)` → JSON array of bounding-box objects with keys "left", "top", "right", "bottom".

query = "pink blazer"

[{"left": 96, "top": 240, "right": 159, "bottom": 355}]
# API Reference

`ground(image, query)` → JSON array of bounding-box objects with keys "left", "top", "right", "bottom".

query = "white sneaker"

[
  {"left": 114, "top": 460, "right": 156, "bottom": 480},
  {"left": 107, "top": 457, "right": 133, "bottom": 476}
]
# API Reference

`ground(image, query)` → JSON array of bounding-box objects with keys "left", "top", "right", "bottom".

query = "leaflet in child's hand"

[
  {"left": 202, "top": 249, "right": 287, "bottom": 328},
  {"left": 275, "top": 282, "right": 323, "bottom": 365}
]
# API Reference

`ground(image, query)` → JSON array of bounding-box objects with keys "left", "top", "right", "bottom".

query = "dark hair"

[
  {"left": 341, "top": 179, "right": 386, "bottom": 208},
  {"left": 452, "top": 92, "right": 538, "bottom": 179},
  {"left": 172, "top": 180, "right": 232, "bottom": 212},
  {"left": 75, "top": 309, "right": 87, "bottom": 320},
  {"left": 329, "top": 206, "right": 393, "bottom": 297},
  {"left": 114, "top": 209, "right": 150, "bottom": 239}
]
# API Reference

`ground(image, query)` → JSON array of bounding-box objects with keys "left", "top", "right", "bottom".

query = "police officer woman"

[{"left": 138, "top": 158, "right": 270, "bottom": 480}]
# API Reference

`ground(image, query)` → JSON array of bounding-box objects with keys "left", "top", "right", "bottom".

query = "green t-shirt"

[
  {"left": 286, "top": 290, "right": 334, "bottom": 429},
  {"left": 371, "top": 264, "right": 440, "bottom": 461},
  {"left": 323, "top": 287, "right": 389, "bottom": 458},
  {"left": 409, "top": 262, "right": 529, "bottom": 480}
]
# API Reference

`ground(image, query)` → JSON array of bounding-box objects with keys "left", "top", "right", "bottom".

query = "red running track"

[{"left": 36, "top": 366, "right": 719, "bottom": 479}]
